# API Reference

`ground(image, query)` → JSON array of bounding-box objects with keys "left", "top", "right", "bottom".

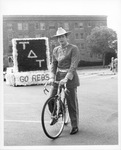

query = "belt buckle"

[{"left": 58, "top": 68, "right": 68, "bottom": 73}]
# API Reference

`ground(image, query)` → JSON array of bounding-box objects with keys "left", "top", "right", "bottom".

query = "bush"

[{"left": 78, "top": 60, "right": 102, "bottom": 67}]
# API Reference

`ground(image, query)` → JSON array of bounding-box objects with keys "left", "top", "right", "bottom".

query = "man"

[
  {"left": 49, "top": 27, "right": 80, "bottom": 135},
  {"left": 110, "top": 57, "right": 114, "bottom": 71}
]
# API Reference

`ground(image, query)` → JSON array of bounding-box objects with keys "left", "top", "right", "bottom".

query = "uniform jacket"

[{"left": 50, "top": 43, "right": 80, "bottom": 88}]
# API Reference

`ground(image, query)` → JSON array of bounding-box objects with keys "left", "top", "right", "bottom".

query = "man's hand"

[
  {"left": 60, "top": 78, "right": 68, "bottom": 85},
  {"left": 48, "top": 78, "right": 55, "bottom": 85}
]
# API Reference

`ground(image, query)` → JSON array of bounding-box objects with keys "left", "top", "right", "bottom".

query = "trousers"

[{"left": 49, "top": 83, "right": 79, "bottom": 128}]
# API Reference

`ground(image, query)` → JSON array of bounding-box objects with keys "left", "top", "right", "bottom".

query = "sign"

[
  {"left": 19, "top": 73, "right": 49, "bottom": 83},
  {"left": 5, "top": 69, "right": 50, "bottom": 86},
  {"left": 13, "top": 38, "right": 50, "bottom": 72}
]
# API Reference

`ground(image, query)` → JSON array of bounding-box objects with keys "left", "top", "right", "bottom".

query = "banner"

[{"left": 12, "top": 37, "right": 50, "bottom": 72}]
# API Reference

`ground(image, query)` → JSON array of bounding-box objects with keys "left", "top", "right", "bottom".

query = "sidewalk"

[{"left": 77, "top": 66, "right": 116, "bottom": 76}]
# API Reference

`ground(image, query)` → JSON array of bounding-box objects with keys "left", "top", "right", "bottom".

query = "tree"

[
  {"left": 109, "top": 40, "right": 118, "bottom": 56},
  {"left": 86, "top": 26, "right": 117, "bottom": 67}
]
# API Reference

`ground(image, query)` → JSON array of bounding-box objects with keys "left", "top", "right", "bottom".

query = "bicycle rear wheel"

[
  {"left": 64, "top": 98, "right": 69, "bottom": 125},
  {"left": 41, "top": 96, "right": 65, "bottom": 139}
]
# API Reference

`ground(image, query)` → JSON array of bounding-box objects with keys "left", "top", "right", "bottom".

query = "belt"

[{"left": 57, "top": 68, "right": 68, "bottom": 73}]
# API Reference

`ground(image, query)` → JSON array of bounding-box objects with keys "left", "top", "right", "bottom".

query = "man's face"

[{"left": 58, "top": 34, "right": 68, "bottom": 45}]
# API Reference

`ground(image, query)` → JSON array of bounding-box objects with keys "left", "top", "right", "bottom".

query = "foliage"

[
  {"left": 109, "top": 40, "right": 117, "bottom": 51},
  {"left": 86, "top": 26, "right": 117, "bottom": 66}
]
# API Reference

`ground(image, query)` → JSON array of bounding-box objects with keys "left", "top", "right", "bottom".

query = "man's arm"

[{"left": 65, "top": 45, "right": 80, "bottom": 80}]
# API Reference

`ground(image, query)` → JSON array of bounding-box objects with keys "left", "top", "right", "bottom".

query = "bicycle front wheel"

[{"left": 41, "top": 96, "right": 65, "bottom": 139}]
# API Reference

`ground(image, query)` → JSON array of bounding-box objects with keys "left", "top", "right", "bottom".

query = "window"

[
  {"left": 79, "top": 22, "right": 83, "bottom": 28},
  {"left": 75, "top": 22, "right": 78, "bottom": 28},
  {"left": 64, "top": 22, "right": 69, "bottom": 30},
  {"left": 81, "top": 43, "right": 85, "bottom": 49},
  {"left": 8, "top": 45, "right": 12, "bottom": 53},
  {"left": 49, "top": 25, "right": 55, "bottom": 29},
  {"left": 41, "top": 33, "right": 45, "bottom": 37},
  {"left": 40, "top": 22, "right": 45, "bottom": 30},
  {"left": 75, "top": 22, "right": 83, "bottom": 29},
  {"left": 88, "top": 22, "right": 91, "bottom": 27},
  {"left": 24, "top": 35, "right": 29, "bottom": 38},
  {"left": 23, "top": 23, "right": 28, "bottom": 30},
  {"left": 18, "top": 34, "right": 23, "bottom": 38},
  {"left": 35, "top": 34, "right": 41, "bottom": 38},
  {"left": 8, "top": 33, "right": 13, "bottom": 40},
  {"left": 58, "top": 22, "right": 63, "bottom": 28},
  {"left": 90, "top": 52, "right": 93, "bottom": 57},
  {"left": 18, "top": 23, "right": 22, "bottom": 30},
  {"left": 8, "top": 33, "right": 13, "bottom": 46},
  {"left": 49, "top": 29, "right": 56, "bottom": 37},
  {"left": 80, "top": 33, "right": 84, "bottom": 39},
  {"left": 75, "top": 33, "right": 79, "bottom": 39},
  {"left": 76, "top": 43, "right": 80, "bottom": 49},
  {"left": 49, "top": 22, "right": 55, "bottom": 30},
  {"left": 7, "top": 23, "right": 13, "bottom": 31},
  {"left": 35, "top": 22, "right": 40, "bottom": 30},
  {"left": 49, "top": 26, "right": 55, "bottom": 29}
]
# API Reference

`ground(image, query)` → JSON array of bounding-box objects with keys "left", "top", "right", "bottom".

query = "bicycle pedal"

[
  {"left": 64, "top": 122, "right": 68, "bottom": 125},
  {"left": 50, "top": 117, "right": 58, "bottom": 125}
]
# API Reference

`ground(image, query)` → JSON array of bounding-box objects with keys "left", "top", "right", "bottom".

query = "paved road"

[{"left": 4, "top": 68, "right": 118, "bottom": 146}]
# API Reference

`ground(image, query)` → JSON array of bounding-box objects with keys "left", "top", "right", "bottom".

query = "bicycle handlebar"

[{"left": 43, "top": 81, "right": 69, "bottom": 95}]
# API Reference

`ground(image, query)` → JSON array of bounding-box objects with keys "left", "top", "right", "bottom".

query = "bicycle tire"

[
  {"left": 41, "top": 96, "right": 65, "bottom": 139},
  {"left": 63, "top": 98, "right": 69, "bottom": 125}
]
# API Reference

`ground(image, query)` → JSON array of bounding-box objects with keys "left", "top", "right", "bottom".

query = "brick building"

[{"left": 3, "top": 15, "right": 107, "bottom": 69}]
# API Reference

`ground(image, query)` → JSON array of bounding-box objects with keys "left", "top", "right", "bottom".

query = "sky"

[{"left": 0, "top": 0, "right": 121, "bottom": 33}]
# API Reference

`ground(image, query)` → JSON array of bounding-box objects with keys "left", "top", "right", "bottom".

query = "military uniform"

[{"left": 50, "top": 43, "right": 80, "bottom": 128}]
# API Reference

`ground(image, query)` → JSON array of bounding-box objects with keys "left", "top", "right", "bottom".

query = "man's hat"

[{"left": 51, "top": 27, "right": 71, "bottom": 39}]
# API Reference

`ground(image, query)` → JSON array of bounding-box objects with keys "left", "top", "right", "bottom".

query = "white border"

[{"left": 1, "top": 0, "right": 121, "bottom": 150}]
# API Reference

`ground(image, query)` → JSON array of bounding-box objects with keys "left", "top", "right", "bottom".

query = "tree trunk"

[{"left": 102, "top": 53, "right": 106, "bottom": 68}]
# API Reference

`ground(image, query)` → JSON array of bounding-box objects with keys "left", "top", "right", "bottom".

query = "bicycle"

[{"left": 41, "top": 81, "right": 69, "bottom": 139}]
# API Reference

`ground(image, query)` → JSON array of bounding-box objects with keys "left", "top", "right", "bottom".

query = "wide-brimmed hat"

[{"left": 51, "top": 27, "right": 71, "bottom": 39}]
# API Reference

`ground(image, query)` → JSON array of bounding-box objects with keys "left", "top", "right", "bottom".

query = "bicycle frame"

[{"left": 43, "top": 81, "right": 69, "bottom": 96}]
